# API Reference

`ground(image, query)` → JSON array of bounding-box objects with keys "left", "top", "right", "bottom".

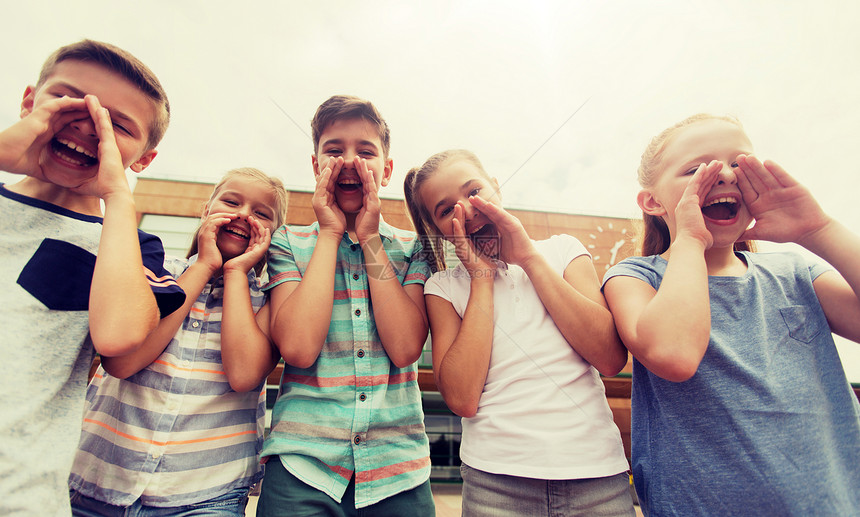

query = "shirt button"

[
  {"left": 359, "top": 393, "right": 367, "bottom": 401},
  {"left": 351, "top": 244, "right": 358, "bottom": 251},
  {"left": 354, "top": 309, "right": 361, "bottom": 317},
  {"left": 357, "top": 349, "right": 365, "bottom": 358},
  {"left": 354, "top": 435, "right": 361, "bottom": 445},
  {"left": 191, "top": 321, "right": 200, "bottom": 328},
  {"left": 353, "top": 273, "right": 360, "bottom": 280},
  {"left": 509, "top": 284, "right": 515, "bottom": 290}
]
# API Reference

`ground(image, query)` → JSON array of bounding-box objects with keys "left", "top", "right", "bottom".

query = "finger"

[
  {"left": 358, "top": 158, "right": 378, "bottom": 196},
  {"left": 736, "top": 154, "right": 772, "bottom": 194},
  {"left": 683, "top": 163, "right": 711, "bottom": 203},
  {"left": 469, "top": 195, "right": 513, "bottom": 227},
  {"left": 86, "top": 95, "right": 122, "bottom": 166},
  {"left": 451, "top": 204, "right": 469, "bottom": 251},
  {"left": 327, "top": 156, "right": 344, "bottom": 190},
  {"left": 697, "top": 160, "right": 723, "bottom": 200},
  {"left": 761, "top": 159, "right": 797, "bottom": 188}
]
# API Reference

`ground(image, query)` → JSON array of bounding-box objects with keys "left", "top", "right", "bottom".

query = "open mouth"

[
  {"left": 701, "top": 196, "right": 740, "bottom": 221},
  {"left": 222, "top": 225, "right": 249, "bottom": 241},
  {"left": 337, "top": 177, "right": 362, "bottom": 193},
  {"left": 468, "top": 223, "right": 500, "bottom": 258},
  {"left": 51, "top": 137, "right": 98, "bottom": 168}
]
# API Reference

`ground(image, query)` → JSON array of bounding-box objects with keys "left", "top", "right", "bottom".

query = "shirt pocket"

[
  {"left": 17, "top": 238, "right": 95, "bottom": 311},
  {"left": 778, "top": 305, "right": 824, "bottom": 345}
]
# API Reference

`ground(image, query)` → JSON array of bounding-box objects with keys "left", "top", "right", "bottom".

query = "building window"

[{"left": 139, "top": 214, "right": 200, "bottom": 259}]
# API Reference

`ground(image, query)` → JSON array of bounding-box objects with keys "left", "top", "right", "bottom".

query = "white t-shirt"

[{"left": 424, "top": 234, "right": 629, "bottom": 480}]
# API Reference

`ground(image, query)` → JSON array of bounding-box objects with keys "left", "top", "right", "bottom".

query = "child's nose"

[
  {"left": 716, "top": 163, "right": 738, "bottom": 185},
  {"left": 461, "top": 200, "right": 477, "bottom": 221},
  {"left": 70, "top": 115, "right": 97, "bottom": 138},
  {"left": 235, "top": 204, "right": 252, "bottom": 219}
]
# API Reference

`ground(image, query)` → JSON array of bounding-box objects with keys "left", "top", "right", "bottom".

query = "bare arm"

[
  {"left": 469, "top": 196, "right": 627, "bottom": 375},
  {"left": 222, "top": 280, "right": 279, "bottom": 391},
  {"left": 221, "top": 217, "right": 279, "bottom": 391},
  {"left": 428, "top": 203, "right": 498, "bottom": 417},
  {"left": 427, "top": 278, "right": 495, "bottom": 418},
  {"left": 101, "top": 260, "right": 214, "bottom": 377},
  {"left": 521, "top": 253, "right": 628, "bottom": 375},
  {"left": 604, "top": 237, "right": 711, "bottom": 382},
  {"left": 269, "top": 234, "right": 339, "bottom": 368},
  {"left": 603, "top": 163, "right": 720, "bottom": 382},
  {"left": 101, "top": 211, "right": 234, "bottom": 377},
  {"left": 86, "top": 95, "right": 158, "bottom": 356},
  {"left": 362, "top": 235, "right": 429, "bottom": 367},
  {"left": 270, "top": 158, "right": 346, "bottom": 368}
]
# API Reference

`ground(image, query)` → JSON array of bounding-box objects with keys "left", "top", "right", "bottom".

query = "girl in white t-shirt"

[{"left": 404, "top": 149, "right": 634, "bottom": 516}]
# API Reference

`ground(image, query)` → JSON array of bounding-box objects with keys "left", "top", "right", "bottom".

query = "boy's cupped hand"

[
  {"left": 79, "top": 94, "right": 132, "bottom": 200},
  {"left": 354, "top": 157, "right": 381, "bottom": 245},
  {"left": 313, "top": 156, "right": 347, "bottom": 237},
  {"left": 0, "top": 94, "right": 87, "bottom": 178}
]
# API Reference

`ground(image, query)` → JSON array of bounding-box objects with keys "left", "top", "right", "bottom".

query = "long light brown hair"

[{"left": 403, "top": 149, "right": 490, "bottom": 273}]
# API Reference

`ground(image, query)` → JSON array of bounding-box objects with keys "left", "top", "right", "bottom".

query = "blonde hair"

[
  {"left": 403, "top": 149, "right": 491, "bottom": 273},
  {"left": 638, "top": 114, "right": 755, "bottom": 256},
  {"left": 37, "top": 39, "right": 170, "bottom": 151},
  {"left": 187, "top": 168, "right": 288, "bottom": 275}
]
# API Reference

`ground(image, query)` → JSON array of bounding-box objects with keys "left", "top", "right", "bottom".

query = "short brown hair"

[
  {"left": 36, "top": 39, "right": 170, "bottom": 151},
  {"left": 311, "top": 95, "right": 391, "bottom": 157}
]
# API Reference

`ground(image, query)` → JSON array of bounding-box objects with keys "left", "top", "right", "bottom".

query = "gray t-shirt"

[
  {"left": 604, "top": 251, "right": 860, "bottom": 516},
  {"left": 0, "top": 185, "right": 183, "bottom": 516}
]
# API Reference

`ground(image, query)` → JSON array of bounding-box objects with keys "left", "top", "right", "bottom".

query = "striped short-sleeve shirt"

[
  {"left": 263, "top": 220, "right": 432, "bottom": 508},
  {"left": 69, "top": 255, "right": 267, "bottom": 507}
]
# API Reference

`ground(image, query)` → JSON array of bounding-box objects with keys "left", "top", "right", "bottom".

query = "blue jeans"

[
  {"left": 460, "top": 463, "right": 635, "bottom": 517},
  {"left": 69, "top": 487, "right": 250, "bottom": 517}
]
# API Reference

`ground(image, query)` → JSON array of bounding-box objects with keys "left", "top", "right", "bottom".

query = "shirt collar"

[{"left": 187, "top": 254, "right": 259, "bottom": 285}]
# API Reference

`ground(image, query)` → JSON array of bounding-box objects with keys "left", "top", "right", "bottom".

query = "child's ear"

[
  {"left": 130, "top": 150, "right": 157, "bottom": 173},
  {"left": 20, "top": 86, "right": 36, "bottom": 118},
  {"left": 380, "top": 157, "right": 393, "bottom": 187},
  {"left": 311, "top": 154, "right": 321, "bottom": 177},
  {"left": 637, "top": 189, "right": 666, "bottom": 216},
  {"left": 488, "top": 177, "right": 502, "bottom": 202}
]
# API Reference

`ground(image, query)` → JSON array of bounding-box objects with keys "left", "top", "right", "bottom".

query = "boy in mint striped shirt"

[{"left": 258, "top": 95, "right": 435, "bottom": 516}]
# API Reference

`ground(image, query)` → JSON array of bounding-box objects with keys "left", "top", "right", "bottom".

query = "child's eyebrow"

[
  {"left": 432, "top": 179, "right": 479, "bottom": 215},
  {"left": 320, "top": 138, "right": 379, "bottom": 150},
  {"left": 51, "top": 82, "right": 143, "bottom": 134}
]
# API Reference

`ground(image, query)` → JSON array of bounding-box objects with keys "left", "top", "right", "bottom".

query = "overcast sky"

[{"left": 1, "top": 0, "right": 858, "bottom": 378}]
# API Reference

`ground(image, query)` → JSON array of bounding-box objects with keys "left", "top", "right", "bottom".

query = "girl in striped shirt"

[{"left": 69, "top": 168, "right": 287, "bottom": 516}]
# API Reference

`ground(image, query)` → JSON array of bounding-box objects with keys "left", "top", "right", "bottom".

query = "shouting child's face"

[
  {"left": 642, "top": 119, "right": 755, "bottom": 248},
  {"left": 420, "top": 158, "right": 503, "bottom": 259},
  {"left": 312, "top": 117, "right": 392, "bottom": 215},
  {"left": 205, "top": 176, "right": 278, "bottom": 262},
  {"left": 20, "top": 59, "right": 158, "bottom": 190}
]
